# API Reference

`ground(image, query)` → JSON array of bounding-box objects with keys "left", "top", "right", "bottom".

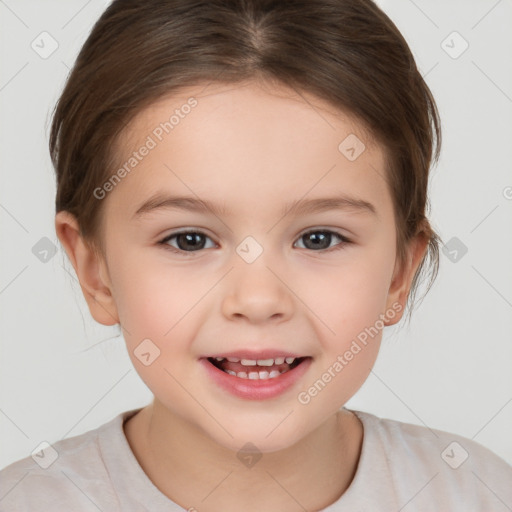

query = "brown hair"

[{"left": 50, "top": 0, "right": 441, "bottom": 314}]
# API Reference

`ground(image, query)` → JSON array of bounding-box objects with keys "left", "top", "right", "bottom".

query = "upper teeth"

[{"left": 214, "top": 356, "right": 296, "bottom": 366}]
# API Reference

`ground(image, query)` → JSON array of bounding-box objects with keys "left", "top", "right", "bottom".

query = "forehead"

[
  {"left": 107, "top": 80, "right": 390, "bottom": 216},
  {"left": 119, "top": 79, "right": 379, "bottom": 155}
]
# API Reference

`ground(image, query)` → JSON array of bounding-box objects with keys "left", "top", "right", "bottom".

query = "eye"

[
  {"left": 159, "top": 230, "right": 216, "bottom": 253},
  {"left": 294, "top": 229, "right": 351, "bottom": 252},
  {"left": 158, "top": 228, "right": 351, "bottom": 254}
]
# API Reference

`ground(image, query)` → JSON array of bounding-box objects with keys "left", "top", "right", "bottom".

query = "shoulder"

[
  {"left": 0, "top": 411, "right": 133, "bottom": 512},
  {"left": 352, "top": 409, "right": 512, "bottom": 510}
]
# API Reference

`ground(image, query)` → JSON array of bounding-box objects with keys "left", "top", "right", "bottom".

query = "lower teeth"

[
  {"left": 225, "top": 369, "right": 283, "bottom": 380},
  {"left": 208, "top": 357, "right": 305, "bottom": 379}
]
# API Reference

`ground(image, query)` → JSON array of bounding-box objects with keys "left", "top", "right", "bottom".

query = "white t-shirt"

[{"left": 1, "top": 408, "right": 511, "bottom": 511}]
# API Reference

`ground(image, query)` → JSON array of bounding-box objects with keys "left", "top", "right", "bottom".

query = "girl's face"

[{"left": 90, "top": 80, "right": 415, "bottom": 452}]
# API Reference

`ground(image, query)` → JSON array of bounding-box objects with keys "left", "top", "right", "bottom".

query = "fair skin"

[{"left": 56, "top": 80, "right": 427, "bottom": 511}]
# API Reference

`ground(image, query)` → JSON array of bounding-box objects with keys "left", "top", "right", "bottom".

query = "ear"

[
  {"left": 55, "top": 211, "right": 119, "bottom": 326},
  {"left": 385, "top": 230, "right": 429, "bottom": 326}
]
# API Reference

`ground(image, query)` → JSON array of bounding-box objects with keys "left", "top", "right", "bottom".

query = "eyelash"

[{"left": 158, "top": 229, "right": 352, "bottom": 255}]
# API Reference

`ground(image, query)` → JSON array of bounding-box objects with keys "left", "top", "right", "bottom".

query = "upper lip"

[{"left": 203, "top": 350, "right": 308, "bottom": 360}]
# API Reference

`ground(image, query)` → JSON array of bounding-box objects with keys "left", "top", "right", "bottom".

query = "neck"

[{"left": 124, "top": 401, "right": 363, "bottom": 512}]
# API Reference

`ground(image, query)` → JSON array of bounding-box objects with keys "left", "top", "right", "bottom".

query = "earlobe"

[
  {"left": 385, "top": 232, "right": 429, "bottom": 325},
  {"left": 55, "top": 211, "right": 119, "bottom": 326}
]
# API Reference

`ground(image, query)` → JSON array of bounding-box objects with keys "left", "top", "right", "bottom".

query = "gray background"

[{"left": 1, "top": 0, "right": 511, "bottom": 471}]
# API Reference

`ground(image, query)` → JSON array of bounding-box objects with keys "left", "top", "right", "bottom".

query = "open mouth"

[{"left": 206, "top": 356, "right": 308, "bottom": 380}]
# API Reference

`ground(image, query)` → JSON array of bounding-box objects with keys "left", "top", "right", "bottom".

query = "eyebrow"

[{"left": 132, "top": 193, "right": 377, "bottom": 219}]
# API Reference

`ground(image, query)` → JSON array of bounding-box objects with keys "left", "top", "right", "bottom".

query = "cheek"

[
  {"left": 303, "top": 249, "right": 395, "bottom": 343},
  {"left": 304, "top": 242, "right": 395, "bottom": 410},
  {"left": 108, "top": 254, "right": 211, "bottom": 389},
  {"left": 295, "top": 258, "right": 390, "bottom": 415},
  {"left": 109, "top": 259, "right": 204, "bottom": 405},
  {"left": 109, "top": 251, "right": 199, "bottom": 337}
]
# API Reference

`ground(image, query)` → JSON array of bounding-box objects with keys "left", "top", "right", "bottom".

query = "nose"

[{"left": 221, "top": 256, "right": 294, "bottom": 324}]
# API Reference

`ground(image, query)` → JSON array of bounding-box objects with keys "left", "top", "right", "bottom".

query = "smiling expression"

[{"left": 85, "top": 79, "right": 411, "bottom": 452}]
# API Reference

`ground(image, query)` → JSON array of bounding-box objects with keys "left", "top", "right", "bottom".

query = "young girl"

[{"left": 1, "top": 0, "right": 511, "bottom": 510}]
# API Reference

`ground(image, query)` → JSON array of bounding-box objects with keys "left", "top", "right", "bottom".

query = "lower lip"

[{"left": 200, "top": 357, "right": 312, "bottom": 400}]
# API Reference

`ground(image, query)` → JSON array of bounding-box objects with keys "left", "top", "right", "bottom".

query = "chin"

[{"left": 202, "top": 414, "right": 312, "bottom": 455}]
